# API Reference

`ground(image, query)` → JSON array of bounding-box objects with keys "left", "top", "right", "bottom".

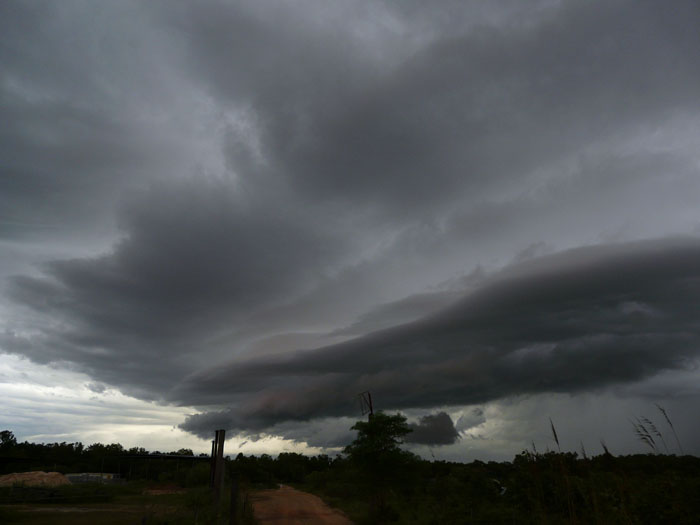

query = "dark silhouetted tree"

[
  {"left": 344, "top": 412, "right": 418, "bottom": 521},
  {"left": 0, "top": 430, "right": 17, "bottom": 448},
  {"left": 344, "top": 412, "right": 413, "bottom": 467}
]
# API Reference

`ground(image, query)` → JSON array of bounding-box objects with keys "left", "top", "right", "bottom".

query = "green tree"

[
  {"left": 344, "top": 412, "right": 413, "bottom": 467},
  {"left": 344, "top": 412, "right": 418, "bottom": 521},
  {"left": 0, "top": 430, "right": 17, "bottom": 448}
]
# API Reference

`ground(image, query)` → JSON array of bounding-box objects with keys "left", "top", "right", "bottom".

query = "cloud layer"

[
  {"left": 407, "top": 412, "right": 460, "bottom": 445},
  {"left": 179, "top": 238, "right": 700, "bottom": 439},
  {"left": 2, "top": 0, "right": 700, "bottom": 453}
]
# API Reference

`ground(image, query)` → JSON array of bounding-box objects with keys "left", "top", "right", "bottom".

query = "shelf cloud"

[{"left": 2, "top": 0, "right": 700, "bottom": 454}]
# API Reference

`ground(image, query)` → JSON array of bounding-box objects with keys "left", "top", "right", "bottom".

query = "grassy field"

[
  {"left": 0, "top": 482, "right": 256, "bottom": 524},
  {"left": 2, "top": 416, "right": 698, "bottom": 524},
  {"left": 296, "top": 452, "right": 700, "bottom": 524},
  {"left": 2, "top": 452, "right": 700, "bottom": 524}
]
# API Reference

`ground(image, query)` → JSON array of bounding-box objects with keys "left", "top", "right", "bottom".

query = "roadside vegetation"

[
  {"left": 298, "top": 412, "right": 700, "bottom": 524},
  {"left": 2, "top": 413, "right": 699, "bottom": 524}
]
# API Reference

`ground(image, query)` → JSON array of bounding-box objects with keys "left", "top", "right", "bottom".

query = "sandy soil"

[
  {"left": 249, "top": 484, "right": 353, "bottom": 525},
  {"left": 0, "top": 471, "right": 71, "bottom": 487}
]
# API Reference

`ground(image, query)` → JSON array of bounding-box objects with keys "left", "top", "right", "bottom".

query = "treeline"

[
  {"left": 4, "top": 425, "right": 700, "bottom": 523},
  {"left": 0, "top": 430, "right": 207, "bottom": 483},
  {"left": 0, "top": 429, "right": 337, "bottom": 489}
]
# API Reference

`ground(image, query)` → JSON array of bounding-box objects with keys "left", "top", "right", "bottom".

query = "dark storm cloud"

[
  {"left": 0, "top": 1, "right": 182, "bottom": 240},
  {"left": 171, "top": 0, "right": 700, "bottom": 215},
  {"left": 180, "top": 238, "right": 700, "bottom": 436},
  {"left": 406, "top": 412, "right": 460, "bottom": 445},
  {"left": 2, "top": 0, "right": 700, "bottom": 452},
  {"left": 3, "top": 177, "right": 346, "bottom": 395},
  {"left": 252, "top": 417, "right": 358, "bottom": 450},
  {"left": 333, "top": 290, "right": 464, "bottom": 336}
]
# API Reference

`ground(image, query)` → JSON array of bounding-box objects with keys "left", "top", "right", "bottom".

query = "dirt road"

[{"left": 248, "top": 485, "right": 353, "bottom": 524}]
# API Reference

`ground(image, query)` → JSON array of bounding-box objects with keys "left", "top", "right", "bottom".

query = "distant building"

[{"left": 65, "top": 472, "right": 124, "bottom": 484}]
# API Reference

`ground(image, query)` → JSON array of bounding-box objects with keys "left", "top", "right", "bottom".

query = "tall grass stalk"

[
  {"left": 632, "top": 418, "right": 658, "bottom": 454},
  {"left": 549, "top": 418, "right": 561, "bottom": 452},
  {"left": 656, "top": 404, "right": 684, "bottom": 454},
  {"left": 641, "top": 416, "right": 668, "bottom": 454}
]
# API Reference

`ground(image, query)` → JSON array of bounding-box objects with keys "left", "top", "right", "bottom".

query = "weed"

[{"left": 656, "top": 404, "right": 684, "bottom": 454}]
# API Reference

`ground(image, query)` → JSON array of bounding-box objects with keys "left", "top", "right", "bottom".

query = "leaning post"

[
  {"left": 209, "top": 438, "right": 217, "bottom": 488},
  {"left": 212, "top": 429, "right": 226, "bottom": 504}
]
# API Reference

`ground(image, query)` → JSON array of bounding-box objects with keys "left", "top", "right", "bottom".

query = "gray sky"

[{"left": 1, "top": 0, "right": 700, "bottom": 458}]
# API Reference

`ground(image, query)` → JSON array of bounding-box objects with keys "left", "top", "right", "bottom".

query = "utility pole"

[
  {"left": 209, "top": 438, "right": 216, "bottom": 488},
  {"left": 210, "top": 429, "right": 226, "bottom": 503}
]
